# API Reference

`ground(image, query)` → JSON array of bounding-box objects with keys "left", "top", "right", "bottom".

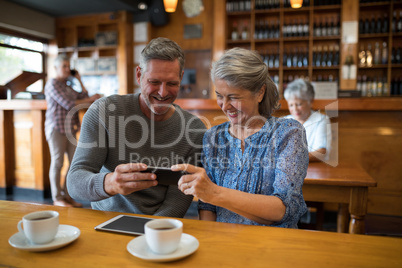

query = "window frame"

[{"left": 0, "top": 27, "right": 48, "bottom": 92}]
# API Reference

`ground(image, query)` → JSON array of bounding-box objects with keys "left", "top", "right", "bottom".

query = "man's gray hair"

[
  {"left": 211, "top": 47, "right": 280, "bottom": 118},
  {"left": 284, "top": 79, "right": 315, "bottom": 103},
  {"left": 139, "top": 37, "right": 185, "bottom": 76}
]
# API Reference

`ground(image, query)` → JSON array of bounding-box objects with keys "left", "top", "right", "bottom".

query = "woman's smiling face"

[{"left": 215, "top": 79, "right": 264, "bottom": 127}]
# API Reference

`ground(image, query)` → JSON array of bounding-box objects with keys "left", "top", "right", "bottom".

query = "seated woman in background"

[
  {"left": 284, "top": 79, "right": 332, "bottom": 162},
  {"left": 172, "top": 48, "right": 308, "bottom": 228}
]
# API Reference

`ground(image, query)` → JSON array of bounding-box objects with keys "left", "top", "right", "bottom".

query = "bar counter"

[{"left": 1, "top": 200, "right": 401, "bottom": 267}]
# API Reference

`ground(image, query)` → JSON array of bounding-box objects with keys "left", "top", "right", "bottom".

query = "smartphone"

[
  {"left": 70, "top": 69, "right": 77, "bottom": 76},
  {"left": 140, "top": 166, "right": 187, "bottom": 185},
  {"left": 95, "top": 215, "right": 152, "bottom": 236}
]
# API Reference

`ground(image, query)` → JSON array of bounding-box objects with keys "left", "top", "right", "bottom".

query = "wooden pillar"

[
  {"left": 31, "top": 110, "right": 50, "bottom": 191},
  {"left": 340, "top": 0, "right": 359, "bottom": 90},
  {"left": 0, "top": 110, "right": 15, "bottom": 192}
]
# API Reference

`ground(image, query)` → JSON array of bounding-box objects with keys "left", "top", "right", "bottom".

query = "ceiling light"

[
  {"left": 138, "top": 2, "right": 148, "bottom": 10},
  {"left": 290, "top": 0, "right": 303, "bottom": 8},
  {"left": 163, "top": 0, "right": 178, "bottom": 13}
]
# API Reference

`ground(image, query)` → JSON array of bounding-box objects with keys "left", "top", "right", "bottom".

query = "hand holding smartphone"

[{"left": 140, "top": 166, "right": 187, "bottom": 186}]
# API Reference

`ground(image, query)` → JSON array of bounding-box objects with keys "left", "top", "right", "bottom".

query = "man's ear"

[{"left": 135, "top": 66, "right": 142, "bottom": 84}]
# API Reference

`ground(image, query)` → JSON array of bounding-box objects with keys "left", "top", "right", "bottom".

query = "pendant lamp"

[
  {"left": 290, "top": 0, "right": 303, "bottom": 8},
  {"left": 163, "top": 0, "right": 178, "bottom": 13}
]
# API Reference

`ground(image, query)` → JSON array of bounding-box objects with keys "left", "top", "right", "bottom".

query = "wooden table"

[
  {"left": 1, "top": 201, "right": 401, "bottom": 267},
  {"left": 303, "top": 162, "right": 377, "bottom": 234}
]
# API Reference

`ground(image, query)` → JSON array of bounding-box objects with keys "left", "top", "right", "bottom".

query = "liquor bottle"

[
  {"left": 245, "top": 0, "right": 251, "bottom": 11},
  {"left": 398, "top": 11, "right": 402, "bottom": 32},
  {"left": 258, "top": 20, "right": 264, "bottom": 39},
  {"left": 382, "top": 42, "right": 388, "bottom": 64},
  {"left": 357, "top": 75, "right": 362, "bottom": 92},
  {"left": 382, "top": 76, "right": 389, "bottom": 96},
  {"left": 275, "top": 19, "right": 280, "bottom": 38},
  {"left": 317, "top": 17, "right": 322, "bottom": 37},
  {"left": 241, "top": 21, "right": 249, "bottom": 40},
  {"left": 292, "top": 48, "right": 298, "bottom": 67},
  {"left": 312, "top": 46, "right": 317, "bottom": 66},
  {"left": 269, "top": 51, "right": 275, "bottom": 68},
  {"left": 263, "top": 50, "right": 269, "bottom": 66},
  {"left": 359, "top": 17, "right": 364, "bottom": 34},
  {"left": 322, "top": 46, "right": 328, "bottom": 67},
  {"left": 371, "top": 76, "right": 378, "bottom": 97},
  {"left": 333, "top": 45, "right": 339, "bottom": 66},
  {"left": 374, "top": 42, "right": 381, "bottom": 65},
  {"left": 282, "top": 21, "right": 287, "bottom": 38},
  {"left": 263, "top": 20, "right": 269, "bottom": 39},
  {"left": 292, "top": 19, "right": 297, "bottom": 37},
  {"left": 287, "top": 49, "right": 292, "bottom": 67},
  {"left": 298, "top": 19, "right": 303, "bottom": 37},
  {"left": 283, "top": 49, "right": 288, "bottom": 67},
  {"left": 274, "top": 53, "right": 280, "bottom": 68},
  {"left": 370, "top": 15, "right": 375, "bottom": 34},
  {"left": 366, "top": 44, "right": 373, "bottom": 67},
  {"left": 392, "top": 11, "right": 397, "bottom": 33},
  {"left": 361, "top": 75, "right": 368, "bottom": 97},
  {"left": 303, "top": 47, "right": 308, "bottom": 67},
  {"left": 366, "top": 76, "right": 372, "bottom": 97},
  {"left": 359, "top": 45, "right": 366, "bottom": 67},
  {"left": 396, "top": 46, "right": 401, "bottom": 64},
  {"left": 316, "top": 46, "right": 322, "bottom": 67},
  {"left": 239, "top": 0, "right": 245, "bottom": 12},
  {"left": 231, "top": 21, "right": 239, "bottom": 40},
  {"left": 303, "top": 18, "right": 309, "bottom": 37},
  {"left": 255, "top": 0, "right": 261, "bottom": 10},
  {"left": 314, "top": 18, "right": 319, "bottom": 37},
  {"left": 377, "top": 76, "right": 383, "bottom": 96},
  {"left": 376, "top": 14, "right": 382, "bottom": 34},
  {"left": 364, "top": 16, "right": 370, "bottom": 34},
  {"left": 327, "top": 46, "right": 333, "bottom": 67},
  {"left": 322, "top": 17, "right": 328, "bottom": 36},
  {"left": 382, "top": 13, "right": 389, "bottom": 33}
]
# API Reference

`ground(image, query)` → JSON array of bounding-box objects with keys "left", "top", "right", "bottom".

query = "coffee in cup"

[
  {"left": 144, "top": 219, "right": 183, "bottom": 254},
  {"left": 17, "top": 210, "right": 59, "bottom": 244}
]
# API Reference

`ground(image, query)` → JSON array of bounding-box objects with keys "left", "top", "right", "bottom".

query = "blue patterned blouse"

[{"left": 199, "top": 117, "right": 308, "bottom": 228}]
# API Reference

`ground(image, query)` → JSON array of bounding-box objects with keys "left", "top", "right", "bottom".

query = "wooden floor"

[{"left": 2, "top": 193, "right": 401, "bottom": 237}]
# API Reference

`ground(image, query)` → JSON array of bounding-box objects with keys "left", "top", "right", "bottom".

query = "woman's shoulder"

[{"left": 272, "top": 116, "right": 303, "bottom": 130}]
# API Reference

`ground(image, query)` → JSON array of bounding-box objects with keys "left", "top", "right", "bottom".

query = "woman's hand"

[{"left": 172, "top": 164, "right": 219, "bottom": 203}]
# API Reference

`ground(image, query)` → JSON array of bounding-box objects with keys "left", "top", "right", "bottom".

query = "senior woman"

[
  {"left": 172, "top": 48, "right": 308, "bottom": 228},
  {"left": 284, "top": 79, "right": 332, "bottom": 162}
]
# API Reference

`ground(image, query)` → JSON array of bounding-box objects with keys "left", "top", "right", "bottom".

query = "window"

[{"left": 0, "top": 31, "right": 47, "bottom": 92}]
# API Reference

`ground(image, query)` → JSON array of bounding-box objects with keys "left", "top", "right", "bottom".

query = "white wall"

[{"left": 0, "top": 0, "right": 55, "bottom": 39}]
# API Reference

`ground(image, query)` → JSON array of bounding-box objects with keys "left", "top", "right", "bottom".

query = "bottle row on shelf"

[
  {"left": 312, "top": 45, "right": 340, "bottom": 67},
  {"left": 390, "top": 77, "right": 402, "bottom": 95},
  {"left": 226, "top": 0, "right": 251, "bottom": 12},
  {"left": 226, "top": 0, "right": 342, "bottom": 13},
  {"left": 356, "top": 75, "right": 389, "bottom": 97},
  {"left": 283, "top": 48, "right": 309, "bottom": 67},
  {"left": 313, "top": 16, "right": 341, "bottom": 37},
  {"left": 359, "top": 10, "right": 402, "bottom": 35},
  {"left": 358, "top": 42, "right": 388, "bottom": 66},
  {"left": 260, "top": 51, "right": 280, "bottom": 68},
  {"left": 255, "top": 20, "right": 280, "bottom": 39},
  {"left": 231, "top": 17, "right": 341, "bottom": 41}
]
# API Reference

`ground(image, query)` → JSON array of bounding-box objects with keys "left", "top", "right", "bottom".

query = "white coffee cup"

[
  {"left": 144, "top": 219, "right": 183, "bottom": 255},
  {"left": 17, "top": 210, "right": 59, "bottom": 244}
]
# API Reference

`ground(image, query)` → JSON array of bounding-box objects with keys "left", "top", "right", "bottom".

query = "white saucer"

[
  {"left": 9, "top": 224, "right": 80, "bottom": 252},
  {"left": 127, "top": 233, "right": 199, "bottom": 262}
]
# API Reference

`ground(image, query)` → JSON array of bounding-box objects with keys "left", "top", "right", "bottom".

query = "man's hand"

[{"left": 104, "top": 163, "right": 158, "bottom": 196}]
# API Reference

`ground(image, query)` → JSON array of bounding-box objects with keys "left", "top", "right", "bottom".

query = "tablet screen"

[{"left": 95, "top": 215, "right": 152, "bottom": 236}]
